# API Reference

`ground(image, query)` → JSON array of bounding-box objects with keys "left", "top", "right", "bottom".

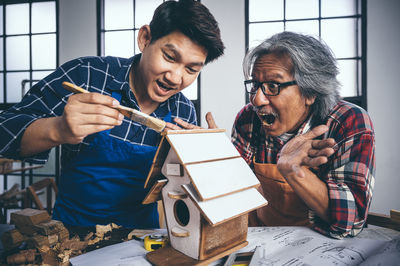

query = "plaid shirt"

[
  {"left": 232, "top": 100, "right": 375, "bottom": 239},
  {"left": 0, "top": 55, "right": 197, "bottom": 164}
]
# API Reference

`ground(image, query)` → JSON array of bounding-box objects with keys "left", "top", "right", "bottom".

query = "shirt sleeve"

[
  {"left": 231, "top": 104, "right": 255, "bottom": 166},
  {"left": 312, "top": 107, "right": 376, "bottom": 239},
  {"left": 0, "top": 58, "right": 85, "bottom": 163}
]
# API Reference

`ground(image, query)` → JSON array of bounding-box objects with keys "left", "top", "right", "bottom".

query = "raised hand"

[{"left": 277, "top": 125, "right": 336, "bottom": 178}]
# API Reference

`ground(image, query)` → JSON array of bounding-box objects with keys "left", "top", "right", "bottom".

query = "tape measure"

[{"left": 144, "top": 233, "right": 168, "bottom": 251}]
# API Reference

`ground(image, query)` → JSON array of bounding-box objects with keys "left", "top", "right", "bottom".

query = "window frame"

[
  {"left": 0, "top": 0, "right": 59, "bottom": 109},
  {"left": 244, "top": 0, "right": 367, "bottom": 109},
  {"left": 0, "top": 0, "right": 60, "bottom": 190},
  {"left": 96, "top": 0, "right": 202, "bottom": 124}
]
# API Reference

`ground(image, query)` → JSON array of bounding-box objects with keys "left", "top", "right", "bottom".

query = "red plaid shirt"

[{"left": 231, "top": 100, "right": 375, "bottom": 239}]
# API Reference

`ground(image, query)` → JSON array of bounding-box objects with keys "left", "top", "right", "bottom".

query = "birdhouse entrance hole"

[{"left": 174, "top": 200, "right": 190, "bottom": 226}]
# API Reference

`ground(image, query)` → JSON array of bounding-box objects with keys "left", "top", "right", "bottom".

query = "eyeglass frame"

[{"left": 244, "top": 79, "right": 297, "bottom": 96}]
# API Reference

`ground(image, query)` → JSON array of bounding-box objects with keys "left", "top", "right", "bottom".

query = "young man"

[
  {"left": 0, "top": 0, "right": 224, "bottom": 228},
  {"left": 232, "top": 32, "right": 375, "bottom": 239}
]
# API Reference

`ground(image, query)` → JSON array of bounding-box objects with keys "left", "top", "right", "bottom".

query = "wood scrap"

[
  {"left": 33, "top": 219, "right": 65, "bottom": 235},
  {"left": 10, "top": 208, "right": 51, "bottom": 227},
  {"left": 6, "top": 249, "right": 36, "bottom": 265},
  {"left": 1, "top": 228, "right": 26, "bottom": 250}
]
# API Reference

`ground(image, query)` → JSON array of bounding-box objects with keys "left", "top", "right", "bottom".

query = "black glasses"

[{"left": 244, "top": 80, "right": 297, "bottom": 96}]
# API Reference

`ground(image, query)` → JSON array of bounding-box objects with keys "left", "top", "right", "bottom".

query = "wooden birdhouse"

[{"left": 143, "top": 129, "right": 267, "bottom": 263}]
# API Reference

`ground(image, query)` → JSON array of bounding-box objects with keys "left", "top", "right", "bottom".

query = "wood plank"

[
  {"left": 144, "top": 137, "right": 170, "bottom": 189},
  {"left": 199, "top": 215, "right": 247, "bottom": 260},
  {"left": 186, "top": 157, "right": 260, "bottom": 200},
  {"left": 367, "top": 212, "right": 400, "bottom": 231},
  {"left": 10, "top": 208, "right": 51, "bottom": 227},
  {"left": 146, "top": 241, "right": 247, "bottom": 266},
  {"left": 142, "top": 179, "right": 168, "bottom": 204},
  {"left": 162, "top": 128, "right": 225, "bottom": 136},
  {"left": 167, "top": 131, "right": 239, "bottom": 164},
  {"left": 390, "top": 209, "right": 400, "bottom": 223},
  {"left": 182, "top": 184, "right": 268, "bottom": 225}
]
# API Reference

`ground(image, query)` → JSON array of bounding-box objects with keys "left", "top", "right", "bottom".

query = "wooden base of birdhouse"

[{"left": 146, "top": 240, "right": 248, "bottom": 266}]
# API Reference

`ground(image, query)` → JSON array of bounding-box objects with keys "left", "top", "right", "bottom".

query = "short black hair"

[{"left": 149, "top": 0, "right": 225, "bottom": 64}]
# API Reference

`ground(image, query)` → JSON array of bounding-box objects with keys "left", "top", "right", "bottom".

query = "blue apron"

[{"left": 53, "top": 91, "right": 170, "bottom": 228}]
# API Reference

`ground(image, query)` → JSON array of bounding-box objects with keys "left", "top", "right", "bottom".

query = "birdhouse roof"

[{"left": 143, "top": 129, "right": 267, "bottom": 225}]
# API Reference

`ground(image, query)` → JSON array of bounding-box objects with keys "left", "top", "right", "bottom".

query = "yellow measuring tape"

[{"left": 144, "top": 233, "right": 168, "bottom": 251}]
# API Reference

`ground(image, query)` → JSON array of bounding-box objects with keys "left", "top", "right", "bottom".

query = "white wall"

[
  {"left": 367, "top": 0, "right": 400, "bottom": 214},
  {"left": 59, "top": 0, "right": 97, "bottom": 64},
  {"left": 58, "top": 0, "right": 400, "bottom": 215},
  {"left": 201, "top": 0, "right": 246, "bottom": 135}
]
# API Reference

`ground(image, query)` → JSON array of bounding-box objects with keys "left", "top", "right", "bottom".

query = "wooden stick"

[{"left": 61, "top": 81, "right": 166, "bottom": 133}]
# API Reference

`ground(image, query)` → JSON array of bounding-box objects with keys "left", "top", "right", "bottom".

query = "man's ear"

[
  {"left": 138, "top": 25, "right": 151, "bottom": 52},
  {"left": 306, "top": 96, "right": 316, "bottom": 106}
]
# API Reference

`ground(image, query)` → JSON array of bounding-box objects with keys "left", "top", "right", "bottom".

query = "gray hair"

[{"left": 243, "top": 31, "right": 341, "bottom": 125}]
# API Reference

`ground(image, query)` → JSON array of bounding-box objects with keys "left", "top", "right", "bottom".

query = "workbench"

[{"left": 69, "top": 225, "right": 400, "bottom": 266}]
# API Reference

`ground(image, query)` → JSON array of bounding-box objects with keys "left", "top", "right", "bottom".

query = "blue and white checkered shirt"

[{"left": 0, "top": 55, "right": 197, "bottom": 164}]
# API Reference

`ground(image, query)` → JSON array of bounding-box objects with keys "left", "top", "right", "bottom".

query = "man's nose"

[
  {"left": 165, "top": 66, "right": 183, "bottom": 86},
  {"left": 251, "top": 87, "right": 270, "bottom": 106}
]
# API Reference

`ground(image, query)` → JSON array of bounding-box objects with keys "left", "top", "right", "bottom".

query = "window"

[
  {"left": 0, "top": 0, "right": 59, "bottom": 192},
  {"left": 98, "top": 0, "right": 201, "bottom": 122},
  {"left": 245, "top": 0, "right": 366, "bottom": 108},
  {"left": 0, "top": 0, "right": 58, "bottom": 109}
]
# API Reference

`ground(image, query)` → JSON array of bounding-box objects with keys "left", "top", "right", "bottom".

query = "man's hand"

[
  {"left": 57, "top": 93, "right": 124, "bottom": 144},
  {"left": 165, "top": 112, "right": 217, "bottom": 130},
  {"left": 277, "top": 125, "right": 336, "bottom": 178}
]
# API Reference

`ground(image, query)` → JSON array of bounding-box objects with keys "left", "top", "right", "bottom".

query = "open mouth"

[
  {"left": 156, "top": 80, "right": 175, "bottom": 91},
  {"left": 259, "top": 113, "right": 277, "bottom": 126}
]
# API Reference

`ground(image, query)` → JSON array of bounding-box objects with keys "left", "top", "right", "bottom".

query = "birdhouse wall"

[
  {"left": 161, "top": 147, "right": 202, "bottom": 259},
  {"left": 162, "top": 190, "right": 201, "bottom": 259},
  {"left": 198, "top": 214, "right": 248, "bottom": 260}
]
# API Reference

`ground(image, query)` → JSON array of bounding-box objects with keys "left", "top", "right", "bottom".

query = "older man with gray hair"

[{"left": 232, "top": 31, "right": 375, "bottom": 239}]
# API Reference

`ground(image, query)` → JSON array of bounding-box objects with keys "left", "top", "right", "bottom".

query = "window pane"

[
  {"left": 6, "top": 72, "right": 29, "bottom": 102},
  {"left": 33, "top": 71, "right": 52, "bottom": 81},
  {"left": 0, "top": 6, "right": 3, "bottom": 35},
  {"left": 32, "top": 34, "right": 56, "bottom": 69},
  {"left": 104, "top": 31, "right": 134, "bottom": 57},
  {"left": 32, "top": 2, "right": 56, "bottom": 33},
  {"left": 249, "top": 22, "right": 284, "bottom": 49},
  {"left": 286, "top": 20, "right": 319, "bottom": 37},
  {"left": 6, "top": 4, "right": 29, "bottom": 35},
  {"left": 337, "top": 59, "right": 357, "bottom": 97},
  {"left": 249, "top": 0, "right": 283, "bottom": 22},
  {"left": 0, "top": 73, "right": 3, "bottom": 102},
  {"left": 321, "top": 18, "right": 357, "bottom": 58},
  {"left": 135, "top": 0, "right": 162, "bottom": 26},
  {"left": 286, "top": 0, "right": 319, "bottom": 20},
  {"left": 321, "top": 0, "right": 357, "bottom": 17},
  {"left": 182, "top": 79, "right": 197, "bottom": 100},
  {"left": 6, "top": 36, "right": 30, "bottom": 71},
  {"left": 0, "top": 37, "right": 3, "bottom": 70},
  {"left": 104, "top": 0, "right": 133, "bottom": 30}
]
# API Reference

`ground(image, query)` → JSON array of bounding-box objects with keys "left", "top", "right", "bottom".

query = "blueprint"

[
  {"left": 236, "top": 226, "right": 400, "bottom": 266},
  {"left": 70, "top": 227, "right": 400, "bottom": 266}
]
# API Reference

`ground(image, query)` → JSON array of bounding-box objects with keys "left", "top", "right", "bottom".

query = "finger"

[
  {"left": 311, "top": 138, "right": 336, "bottom": 149},
  {"left": 302, "top": 125, "right": 329, "bottom": 140},
  {"left": 174, "top": 117, "right": 199, "bottom": 129},
  {"left": 67, "top": 97, "right": 123, "bottom": 121},
  {"left": 71, "top": 92, "right": 120, "bottom": 108},
  {"left": 302, "top": 156, "right": 328, "bottom": 168},
  {"left": 308, "top": 147, "right": 335, "bottom": 158},
  {"left": 205, "top": 112, "right": 218, "bottom": 129},
  {"left": 165, "top": 122, "right": 182, "bottom": 130}
]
